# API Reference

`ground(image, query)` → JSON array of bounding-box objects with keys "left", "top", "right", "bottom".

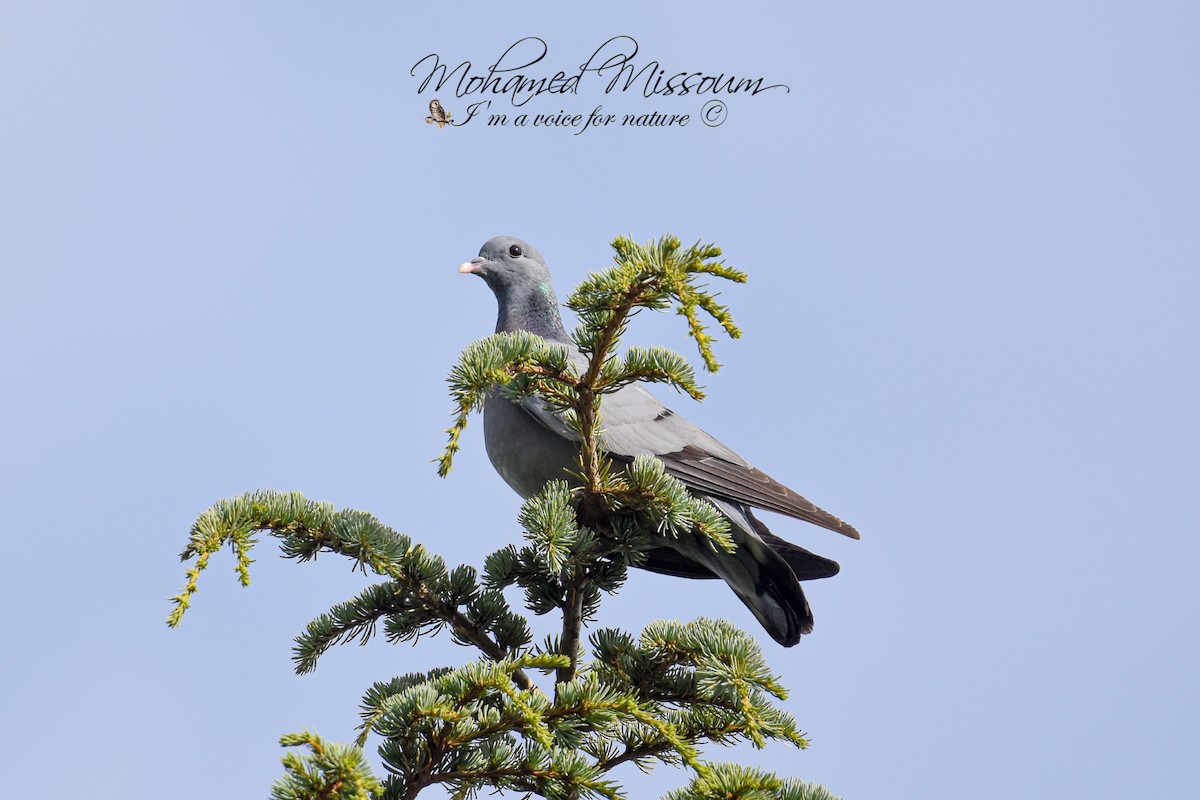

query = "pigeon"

[{"left": 459, "top": 236, "right": 859, "bottom": 646}]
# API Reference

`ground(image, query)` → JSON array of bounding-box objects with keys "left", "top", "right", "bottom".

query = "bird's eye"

[{"left": 508, "top": 244, "right": 523, "bottom": 258}]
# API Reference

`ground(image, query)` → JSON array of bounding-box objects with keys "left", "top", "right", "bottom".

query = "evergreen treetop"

[{"left": 169, "top": 235, "right": 842, "bottom": 800}]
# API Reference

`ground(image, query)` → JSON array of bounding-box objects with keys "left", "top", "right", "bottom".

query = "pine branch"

[
  {"left": 661, "top": 763, "right": 841, "bottom": 800},
  {"left": 595, "top": 741, "right": 677, "bottom": 773},
  {"left": 542, "top": 235, "right": 747, "bottom": 683},
  {"left": 588, "top": 619, "right": 809, "bottom": 765},
  {"left": 168, "top": 490, "right": 538, "bottom": 692},
  {"left": 272, "top": 731, "right": 383, "bottom": 800},
  {"left": 567, "top": 235, "right": 746, "bottom": 374},
  {"left": 439, "top": 331, "right": 577, "bottom": 476},
  {"left": 557, "top": 565, "right": 588, "bottom": 688}
]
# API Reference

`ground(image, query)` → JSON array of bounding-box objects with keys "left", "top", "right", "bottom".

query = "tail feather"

[
  {"left": 629, "top": 498, "right": 839, "bottom": 647},
  {"left": 658, "top": 496, "right": 816, "bottom": 646},
  {"left": 736, "top": 562, "right": 813, "bottom": 645},
  {"left": 744, "top": 508, "right": 841, "bottom": 581},
  {"left": 637, "top": 540, "right": 811, "bottom": 645}
]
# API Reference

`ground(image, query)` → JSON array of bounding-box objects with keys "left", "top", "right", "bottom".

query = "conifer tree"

[{"left": 169, "top": 235, "right": 842, "bottom": 800}]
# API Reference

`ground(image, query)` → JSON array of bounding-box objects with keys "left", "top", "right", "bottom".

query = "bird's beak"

[{"left": 459, "top": 257, "right": 487, "bottom": 274}]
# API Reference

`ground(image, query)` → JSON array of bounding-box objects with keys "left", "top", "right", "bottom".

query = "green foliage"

[
  {"left": 569, "top": 235, "right": 745, "bottom": 374},
  {"left": 169, "top": 235, "right": 839, "bottom": 799},
  {"left": 662, "top": 763, "right": 841, "bottom": 800},
  {"left": 439, "top": 330, "right": 574, "bottom": 478},
  {"left": 273, "top": 731, "right": 383, "bottom": 800}
]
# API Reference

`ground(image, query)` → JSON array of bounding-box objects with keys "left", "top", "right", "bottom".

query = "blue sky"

[{"left": 1, "top": 2, "right": 1197, "bottom": 797}]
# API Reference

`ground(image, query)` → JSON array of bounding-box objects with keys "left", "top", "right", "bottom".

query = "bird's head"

[
  {"left": 459, "top": 236, "right": 566, "bottom": 338},
  {"left": 459, "top": 236, "right": 554, "bottom": 298}
]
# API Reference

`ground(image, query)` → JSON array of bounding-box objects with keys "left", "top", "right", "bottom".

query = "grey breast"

[{"left": 483, "top": 393, "right": 583, "bottom": 500}]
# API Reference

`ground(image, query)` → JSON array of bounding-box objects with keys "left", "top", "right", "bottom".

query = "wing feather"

[
  {"left": 513, "top": 366, "right": 859, "bottom": 540},
  {"left": 661, "top": 446, "right": 860, "bottom": 539}
]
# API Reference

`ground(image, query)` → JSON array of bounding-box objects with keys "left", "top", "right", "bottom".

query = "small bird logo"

[{"left": 426, "top": 99, "right": 453, "bottom": 129}]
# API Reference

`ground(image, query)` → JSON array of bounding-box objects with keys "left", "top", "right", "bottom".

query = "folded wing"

[{"left": 519, "top": 381, "right": 859, "bottom": 539}]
